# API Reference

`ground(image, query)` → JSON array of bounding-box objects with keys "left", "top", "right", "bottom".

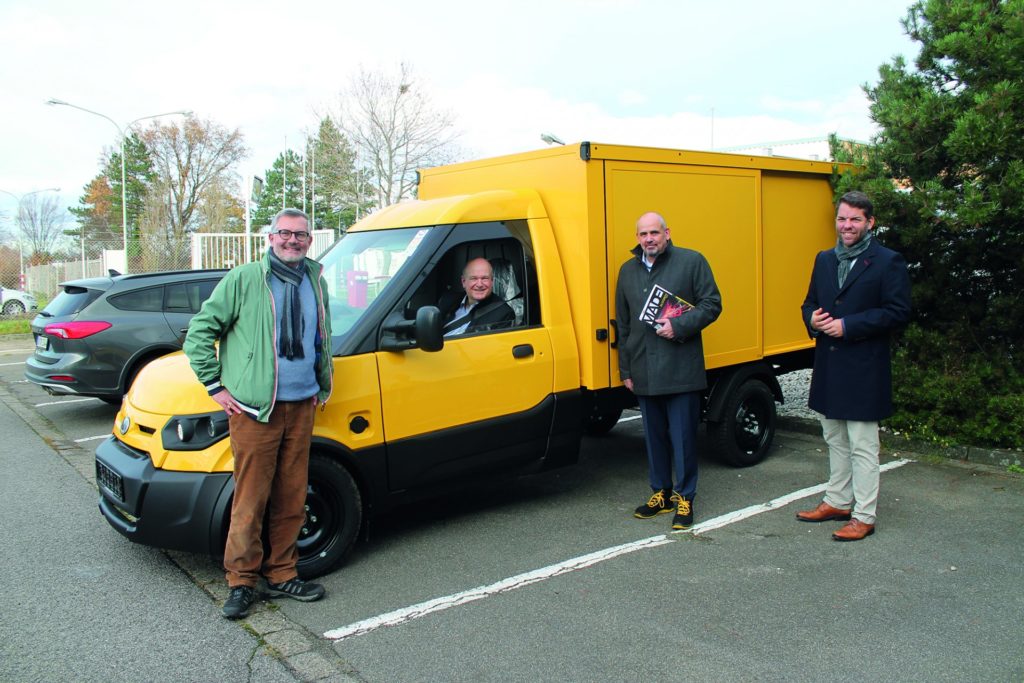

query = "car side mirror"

[{"left": 380, "top": 305, "right": 444, "bottom": 353}]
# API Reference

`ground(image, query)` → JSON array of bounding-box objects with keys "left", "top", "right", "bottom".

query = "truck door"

[{"left": 376, "top": 224, "right": 555, "bottom": 493}]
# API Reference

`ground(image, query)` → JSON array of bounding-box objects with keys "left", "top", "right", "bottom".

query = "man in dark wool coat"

[
  {"left": 797, "top": 191, "right": 911, "bottom": 541},
  {"left": 616, "top": 211, "right": 722, "bottom": 531}
]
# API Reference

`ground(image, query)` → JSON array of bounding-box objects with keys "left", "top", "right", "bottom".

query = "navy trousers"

[{"left": 637, "top": 391, "right": 700, "bottom": 499}]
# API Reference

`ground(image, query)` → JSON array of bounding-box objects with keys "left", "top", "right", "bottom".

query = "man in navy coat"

[{"left": 797, "top": 191, "right": 911, "bottom": 541}]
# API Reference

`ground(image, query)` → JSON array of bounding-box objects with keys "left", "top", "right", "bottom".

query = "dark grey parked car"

[{"left": 25, "top": 269, "right": 227, "bottom": 403}]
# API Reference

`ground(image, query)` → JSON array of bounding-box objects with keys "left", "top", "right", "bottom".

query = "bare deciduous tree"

[
  {"left": 140, "top": 116, "right": 248, "bottom": 239},
  {"left": 0, "top": 213, "right": 15, "bottom": 245},
  {"left": 333, "top": 63, "right": 461, "bottom": 209},
  {"left": 17, "top": 192, "right": 67, "bottom": 260}
]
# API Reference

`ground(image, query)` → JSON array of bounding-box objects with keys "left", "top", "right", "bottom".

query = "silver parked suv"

[{"left": 25, "top": 269, "right": 227, "bottom": 403}]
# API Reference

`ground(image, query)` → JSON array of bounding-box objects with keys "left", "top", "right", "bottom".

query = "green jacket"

[{"left": 184, "top": 251, "right": 333, "bottom": 422}]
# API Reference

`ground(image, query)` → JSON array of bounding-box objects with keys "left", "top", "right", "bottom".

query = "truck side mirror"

[
  {"left": 380, "top": 305, "right": 444, "bottom": 353},
  {"left": 415, "top": 305, "right": 444, "bottom": 352}
]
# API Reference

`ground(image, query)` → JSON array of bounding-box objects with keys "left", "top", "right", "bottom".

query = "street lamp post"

[
  {"left": 45, "top": 99, "right": 191, "bottom": 269},
  {"left": 0, "top": 187, "right": 60, "bottom": 289}
]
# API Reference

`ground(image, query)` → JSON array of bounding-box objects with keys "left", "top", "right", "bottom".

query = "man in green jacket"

[{"left": 184, "top": 208, "right": 333, "bottom": 619}]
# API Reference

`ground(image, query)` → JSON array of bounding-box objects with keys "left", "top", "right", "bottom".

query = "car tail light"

[{"left": 44, "top": 321, "right": 112, "bottom": 339}]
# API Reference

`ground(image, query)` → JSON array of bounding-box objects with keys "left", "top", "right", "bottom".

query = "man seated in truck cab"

[{"left": 439, "top": 257, "right": 515, "bottom": 336}]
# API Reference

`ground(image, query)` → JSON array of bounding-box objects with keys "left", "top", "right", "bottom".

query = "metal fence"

[
  {"left": 191, "top": 230, "right": 336, "bottom": 270},
  {"left": 23, "top": 229, "right": 337, "bottom": 299}
]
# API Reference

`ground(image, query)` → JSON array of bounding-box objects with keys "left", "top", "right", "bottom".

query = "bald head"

[
  {"left": 636, "top": 211, "right": 671, "bottom": 261},
  {"left": 461, "top": 258, "right": 495, "bottom": 303}
]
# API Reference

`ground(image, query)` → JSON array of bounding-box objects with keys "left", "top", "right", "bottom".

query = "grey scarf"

[
  {"left": 835, "top": 232, "right": 872, "bottom": 287},
  {"left": 268, "top": 249, "right": 305, "bottom": 360}
]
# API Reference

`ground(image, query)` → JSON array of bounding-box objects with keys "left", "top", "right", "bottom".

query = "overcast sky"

[{"left": 0, "top": 0, "right": 919, "bottom": 223}]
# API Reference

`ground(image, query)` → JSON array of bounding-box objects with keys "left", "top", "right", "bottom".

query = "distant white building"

[{"left": 716, "top": 136, "right": 866, "bottom": 162}]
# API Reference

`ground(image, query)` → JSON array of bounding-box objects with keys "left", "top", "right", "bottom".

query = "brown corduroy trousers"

[{"left": 223, "top": 398, "right": 315, "bottom": 588}]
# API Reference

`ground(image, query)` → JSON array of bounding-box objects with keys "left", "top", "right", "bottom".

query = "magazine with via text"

[{"left": 639, "top": 284, "right": 694, "bottom": 328}]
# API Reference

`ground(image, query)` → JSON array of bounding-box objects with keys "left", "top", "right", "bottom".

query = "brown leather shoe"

[
  {"left": 832, "top": 519, "right": 875, "bottom": 541},
  {"left": 795, "top": 501, "right": 852, "bottom": 523}
]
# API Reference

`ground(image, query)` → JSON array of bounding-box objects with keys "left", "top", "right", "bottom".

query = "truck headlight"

[{"left": 162, "top": 411, "right": 230, "bottom": 451}]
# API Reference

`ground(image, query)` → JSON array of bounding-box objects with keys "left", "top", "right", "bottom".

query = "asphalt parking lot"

[{"left": 1, "top": 338, "right": 1022, "bottom": 682}]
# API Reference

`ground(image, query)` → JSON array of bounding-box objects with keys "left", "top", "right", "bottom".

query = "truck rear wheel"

[
  {"left": 710, "top": 379, "right": 776, "bottom": 467},
  {"left": 296, "top": 452, "right": 362, "bottom": 579}
]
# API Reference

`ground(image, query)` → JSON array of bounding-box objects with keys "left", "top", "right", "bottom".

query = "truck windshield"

[{"left": 318, "top": 227, "right": 431, "bottom": 339}]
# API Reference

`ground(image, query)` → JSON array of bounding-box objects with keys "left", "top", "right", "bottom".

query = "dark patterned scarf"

[
  {"left": 268, "top": 249, "right": 305, "bottom": 360},
  {"left": 835, "top": 232, "right": 872, "bottom": 287}
]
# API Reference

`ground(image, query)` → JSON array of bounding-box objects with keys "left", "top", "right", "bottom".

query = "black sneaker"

[
  {"left": 671, "top": 492, "right": 694, "bottom": 530},
  {"left": 222, "top": 585, "right": 256, "bottom": 619},
  {"left": 266, "top": 577, "right": 325, "bottom": 603},
  {"left": 634, "top": 489, "right": 674, "bottom": 518}
]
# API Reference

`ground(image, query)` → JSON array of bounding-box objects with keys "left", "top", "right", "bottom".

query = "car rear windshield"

[{"left": 42, "top": 286, "right": 102, "bottom": 317}]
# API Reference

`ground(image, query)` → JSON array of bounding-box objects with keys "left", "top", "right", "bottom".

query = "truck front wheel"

[
  {"left": 710, "top": 379, "right": 776, "bottom": 467},
  {"left": 296, "top": 452, "right": 362, "bottom": 579}
]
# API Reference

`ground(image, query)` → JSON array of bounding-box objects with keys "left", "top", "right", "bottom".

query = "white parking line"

[
  {"left": 0, "top": 360, "right": 31, "bottom": 366},
  {"left": 324, "top": 458, "right": 912, "bottom": 642},
  {"left": 617, "top": 414, "right": 642, "bottom": 423},
  {"left": 33, "top": 397, "right": 99, "bottom": 407},
  {"left": 74, "top": 435, "right": 111, "bottom": 443}
]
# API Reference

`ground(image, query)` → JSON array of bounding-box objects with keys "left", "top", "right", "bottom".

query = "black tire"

[
  {"left": 103, "top": 357, "right": 154, "bottom": 405},
  {"left": 2, "top": 300, "right": 25, "bottom": 316},
  {"left": 710, "top": 379, "right": 777, "bottom": 467},
  {"left": 585, "top": 407, "right": 624, "bottom": 436},
  {"left": 123, "top": 357, "right": 152, "bottom": 395},
  {"left": 296, "top": 452, "right": 362, "bottom": 579}
]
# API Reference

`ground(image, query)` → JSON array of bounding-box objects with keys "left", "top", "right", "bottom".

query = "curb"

[
  {"left": 0, "top": 333, "right": 33, "bottom": 352},
  {"left": 777, "top": 415, "right": 1023, "bottom": 470}
]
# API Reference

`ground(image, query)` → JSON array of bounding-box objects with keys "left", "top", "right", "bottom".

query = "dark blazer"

[
  {"left": 801, "top": 239, "right": 911, "bottom": 421},
  {"left": 439, "top": 291, "right": 515, "bottom": 335}
]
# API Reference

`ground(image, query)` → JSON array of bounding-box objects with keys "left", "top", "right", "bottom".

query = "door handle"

[{"left": 512, "top": 344, "right": 534, "bottom": 359}]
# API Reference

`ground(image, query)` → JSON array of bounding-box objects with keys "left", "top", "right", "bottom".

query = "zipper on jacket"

[{"left": 263, "top": 270, "right": 279, "bottom": 417}]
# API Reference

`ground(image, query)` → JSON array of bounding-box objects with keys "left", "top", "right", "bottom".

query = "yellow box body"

[{"left": 402, "top": 142, "right": 840, "bottom": 392}]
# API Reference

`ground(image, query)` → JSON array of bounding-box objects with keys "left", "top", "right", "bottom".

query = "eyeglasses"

[{"left": 272, "top": 229, "right": 310, "bottom": 241}]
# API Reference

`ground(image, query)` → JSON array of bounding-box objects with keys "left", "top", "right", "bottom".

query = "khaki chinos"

[
  {"left": 820, "top": 418, "right": 880, "bottom": 525},
  {"left": 223, "top": 398, "right": 316, "bottom": 588}
]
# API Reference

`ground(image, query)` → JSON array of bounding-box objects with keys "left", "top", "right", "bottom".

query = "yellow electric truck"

[{"left": 95, "top": 142, "right": 841, "bottom": 577}]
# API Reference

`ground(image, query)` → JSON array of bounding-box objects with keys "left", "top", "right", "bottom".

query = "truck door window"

[{"left": 415, "top": 221, "right": 539, "bottom": 336}]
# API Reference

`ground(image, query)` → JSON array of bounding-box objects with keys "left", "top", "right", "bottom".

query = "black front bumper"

[{"left": 95, "top": 436, "right": 232, "bottom": 556}]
